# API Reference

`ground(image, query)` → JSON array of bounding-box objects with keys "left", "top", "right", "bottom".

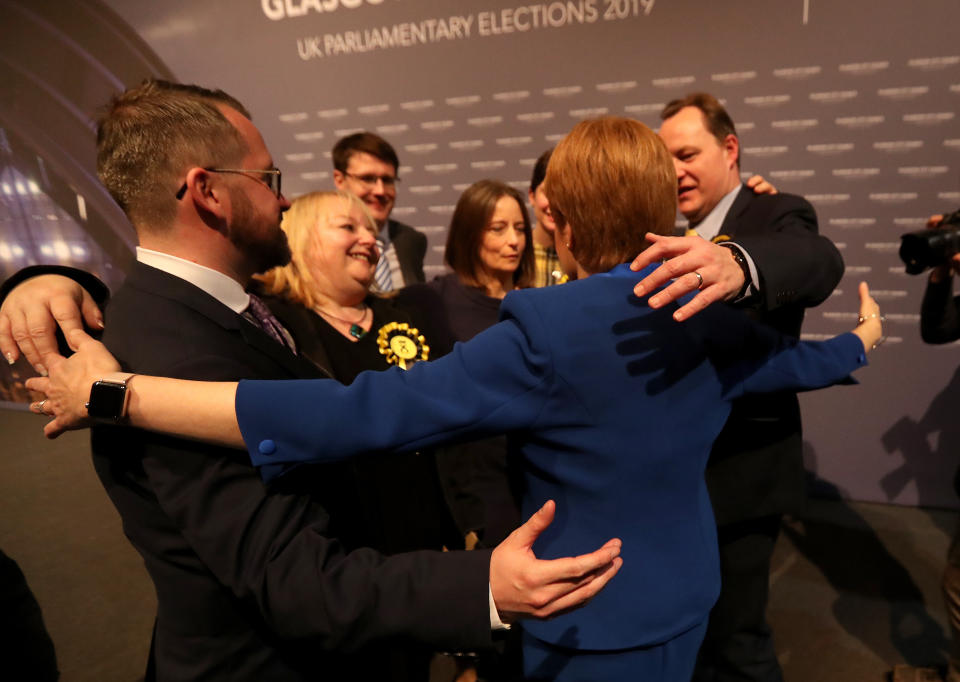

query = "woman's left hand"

[
  {"left": 852, "top": 281, "right": 884, "bottom": 353},
  {"left": 25, "top": 328, "right": 121, "bottom": 438}
]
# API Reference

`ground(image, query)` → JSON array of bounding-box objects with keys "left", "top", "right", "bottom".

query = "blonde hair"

[
  {"left": 546, "top": 117, "right": 677, "bottom": 273},
  {"left": 254, "top": 190, "right": 377, "bottom": 308}
]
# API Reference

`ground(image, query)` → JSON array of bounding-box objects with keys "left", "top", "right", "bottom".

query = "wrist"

[
  {"left": 853, "top": 317, "right": 884, "bottom": 352},
  {"left": 85, "top": 372, "right": 136, "bottom": 422},
  {"left": 718, "top": 243, "right": 750, "bottom": 299}
]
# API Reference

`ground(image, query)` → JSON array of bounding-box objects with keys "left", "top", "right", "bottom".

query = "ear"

[
  {"left": 555, "top": 220, "right": 573, "bottom": 250},
  {"left": 332, "top": 170, "right": 346, "bottom": 190},
  {"left": 723, "top": 134, "right": 740, "bottom": 169},
  {"left": 528, "top": 189, "right": 536, "bottom": 205},
  {"left": 182, "top": 167, "right": 228, "bottom": 221}
]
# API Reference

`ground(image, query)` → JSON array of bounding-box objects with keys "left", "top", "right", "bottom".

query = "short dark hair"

[
  {"left": 444, "top": 179, "right": 535, "bottom": 290},
  {"left": 660, "top": 92, "right": 740, "bottom": 167},
  {"left": 529, "top": 148, "right": 553, "bottom": 194},
  {"left": 331, "top": 132, "right": 400, "bottom": 173},
  {"left": 547, "top": 117, "right": 676, "bottom": 273},
  {"left": 96, "top": 79, "right": 250, "bottom": 230}
]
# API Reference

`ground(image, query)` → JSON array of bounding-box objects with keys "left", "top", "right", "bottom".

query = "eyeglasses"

[
  {"left": 175, "top": 167, "right": 282, "bottom": 200},
  {"left": 343, "top": 171, "right": 400, "bottom": 188}
]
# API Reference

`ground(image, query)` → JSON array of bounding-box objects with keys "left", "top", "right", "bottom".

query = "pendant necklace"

[{"left": 315, "top": 303, "right": 370, "bottom": 340}]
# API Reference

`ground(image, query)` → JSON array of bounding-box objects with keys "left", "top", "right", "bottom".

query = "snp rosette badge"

[{"left": 377, "top": 322, "right": 429, "bottom": 369}]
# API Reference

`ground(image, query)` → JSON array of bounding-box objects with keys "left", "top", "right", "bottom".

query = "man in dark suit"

[
  {"left": 332, "top": 132, "right": 427, "bottom": 289},
  {"left": 2, "top": 79, "right": 620, "bottom": 681},
  {"left": 631, "top": 93, "right": 844, "bottom": 682}
]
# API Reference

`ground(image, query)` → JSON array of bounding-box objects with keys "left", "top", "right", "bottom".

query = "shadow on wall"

[
  {"left": 881, "top": 363, "right": 960, "bottom": 529},
  {"left": 786, "top": 467, "right": 950, "bottom": 668}
]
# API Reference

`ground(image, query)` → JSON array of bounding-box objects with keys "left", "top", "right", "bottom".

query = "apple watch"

[{"left": 85, "top": 372, "right": 135, "bottom": 422}]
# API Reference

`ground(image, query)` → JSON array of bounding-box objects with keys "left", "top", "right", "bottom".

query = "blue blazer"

[{"left": 237, "top": 263, "right": 866, "bottom": 651}]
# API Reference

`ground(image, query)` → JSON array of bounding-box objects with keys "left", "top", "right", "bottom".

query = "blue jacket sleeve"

[
  {"left": 727, "top": 332, "right": 865, "bottom": 398},
  {"left": 688, "top": 300, "right": 866, "bottom": 398},
  {"left": 239, "top": 311, "right": 552, "bottom": 476}
]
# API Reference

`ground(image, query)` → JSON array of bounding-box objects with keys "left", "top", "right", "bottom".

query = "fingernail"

[
  {"left": 36, "top": 364, "right": 48, "bottom": 377},
  {"left": 95, "top": 315, "right": 105, "bottom": 329},
  {"left": 4, "top": 352, "right": 13, "bottom": 366}
]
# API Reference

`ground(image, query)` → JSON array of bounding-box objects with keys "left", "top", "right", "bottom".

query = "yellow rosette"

[{"left": 377, "top": 322, "right": 429, "bottom": 370}]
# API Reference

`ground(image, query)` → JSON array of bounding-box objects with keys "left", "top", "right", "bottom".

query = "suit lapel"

[
  {"left": 126, "top": 263, "right": 329, "bottom": 380},
  {"left": 718, "top": 187, "right": 755, "bottom": 240}
]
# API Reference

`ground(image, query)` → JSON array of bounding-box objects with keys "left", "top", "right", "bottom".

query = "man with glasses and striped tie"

[{"left": 332, "top": 132, "right": 428, "bottom": 290}]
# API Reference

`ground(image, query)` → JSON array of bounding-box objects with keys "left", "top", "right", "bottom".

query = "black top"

[
  {"left": 271, "top": 294, "right": 463, "bottom": 556},
  {"left": 398, "top": 273, "right": 502, "bottom": 343}
]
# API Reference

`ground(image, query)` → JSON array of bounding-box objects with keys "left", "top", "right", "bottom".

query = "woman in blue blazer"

[{"left": 31, "top": 117, "right": 882, "bottom": 681}]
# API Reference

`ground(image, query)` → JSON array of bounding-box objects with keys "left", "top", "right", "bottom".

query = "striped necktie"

[{"left": 374, "top": 239, "right": 394, "bottom": 292}]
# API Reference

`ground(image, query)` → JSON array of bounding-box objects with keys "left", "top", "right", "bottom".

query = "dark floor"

[{"left": 0, "top": 406, "right": 955, "bottom": 681}]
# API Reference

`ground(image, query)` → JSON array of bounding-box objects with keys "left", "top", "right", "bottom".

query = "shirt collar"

[
  {"left": 690, "top": 183, "right": 742, "bottom": 242},
  {"left": 136, "top": 247, "right": 251, "bottom": 313}
]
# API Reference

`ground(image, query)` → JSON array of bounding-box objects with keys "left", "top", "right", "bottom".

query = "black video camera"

[{"left": 899, "top": 209, "right": 960, "bottom": 275}]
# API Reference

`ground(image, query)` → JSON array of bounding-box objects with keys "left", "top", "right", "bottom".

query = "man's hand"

[
  {"left": 630, "top": 233, "right": 746, "bottom": 321},
  {"left": 0, "top": 275, "right": 103, "bottom": 373},
  {"left": 25, "top": 329, "right": 120, "bottom": 439},
  {"left": 746, "top": 174, "right": 778, "bottom": 196},
  {"left": 489, "top": 500, "right": 622, "bottom": 622}
]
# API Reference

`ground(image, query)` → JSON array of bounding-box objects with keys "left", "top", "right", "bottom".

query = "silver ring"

[
  {"left": 693, "top": 271, "right": 704, "bottom": 289},
  {"left": 36, "top": 399, "right": 47, "bottom": 414}
]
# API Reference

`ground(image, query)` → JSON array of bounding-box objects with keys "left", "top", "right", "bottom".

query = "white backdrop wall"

[{"left": 10, "top": 0, "right": 960, "bottom": 507}]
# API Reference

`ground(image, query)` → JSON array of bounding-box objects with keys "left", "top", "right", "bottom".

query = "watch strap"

[{"left": 719, "top": 242, "right": 751, "bottom": 300}]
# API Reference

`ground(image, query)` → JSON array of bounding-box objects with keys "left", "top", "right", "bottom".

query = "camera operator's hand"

[{"left": 925, "top": 214, "right": 960, "bottom": 283}]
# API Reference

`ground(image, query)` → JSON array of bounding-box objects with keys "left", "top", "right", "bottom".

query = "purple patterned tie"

[{"left": 243, "top": 294, "right": 297, "bottom": 354}]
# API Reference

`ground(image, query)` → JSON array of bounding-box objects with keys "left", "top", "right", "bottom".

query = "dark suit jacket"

[
  {"left": 387, "top": 219, "right": 427, "bottom": 286},
  {"left": 238, "top": 263, "right": 865, "bottom": 651},
  {"left": 706, "top": 189, "right": 844, "bottom": 525},
  {"left": 95, "top": 262, "right": 491, "bottom": 681}
]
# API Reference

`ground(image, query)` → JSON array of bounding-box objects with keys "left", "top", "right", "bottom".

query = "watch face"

[{"left": 87, "top": 381, "right": 126, "bottom": 420}]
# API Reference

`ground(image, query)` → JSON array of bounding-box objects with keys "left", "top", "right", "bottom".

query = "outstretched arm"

[
  {"left": 26, "top": 328, "right": 242, "bottom": 443},
  {"left": 703, "top": 281, "right": 880, "bottom": 399},
  {"left": 26, "top": 333, "right": 622, "bottom": 625}
]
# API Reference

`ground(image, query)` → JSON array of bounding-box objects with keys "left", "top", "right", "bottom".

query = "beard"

[{"left": 229, "top": 188, "right": 292, "bottom": 273}]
